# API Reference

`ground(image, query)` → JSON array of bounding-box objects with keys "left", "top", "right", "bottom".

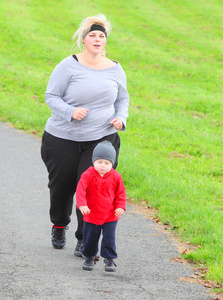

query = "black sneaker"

[
  {"left": 104, "top": 258, "right": 117, "bottom": 272},
  {"left": 74, "top": 240, "right": 99, "bottom": 261},
  {"left": 74, "top": 240, "right": 83, "bottom": 257},
  {"left": 51, "top": 226, "right": 67, "bottom": 249},
  {"left": 83, "top": 256, "right": 95, "bottom": 271},
  {"left": 94, "top": 255, "right": 100, "bottom": 261},
  {"left": 81, "top": 252, "right": 100, "bottom": 262}
]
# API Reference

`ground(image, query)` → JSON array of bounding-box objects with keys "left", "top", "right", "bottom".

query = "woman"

[{"left": 41, "top": 14, "right": 129, "bottom": 256}]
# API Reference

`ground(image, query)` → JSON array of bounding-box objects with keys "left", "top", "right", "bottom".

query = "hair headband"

[{"left": 88, "top": 24, "right": 107, "bottom": 37}]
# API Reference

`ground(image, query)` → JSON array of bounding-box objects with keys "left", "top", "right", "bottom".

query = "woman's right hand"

[{"left": 72, "top": 107, "right": 89, "bottom": 120}]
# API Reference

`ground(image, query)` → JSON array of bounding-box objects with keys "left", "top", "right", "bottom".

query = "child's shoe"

[
  {"left": 83, "top": 256, "right": 95, "bottom": 271},
  {"left": 103, "top": 258, "right": 116, "bottom": 272}
]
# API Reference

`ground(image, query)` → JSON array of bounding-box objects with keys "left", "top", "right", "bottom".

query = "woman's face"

[{"left": 83, "top": 30, "right": 106, "bottom": 54}]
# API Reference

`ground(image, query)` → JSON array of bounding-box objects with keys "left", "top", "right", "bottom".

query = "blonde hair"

[{"left": 72, "top": 14, "right": 112, "bottom": 51}]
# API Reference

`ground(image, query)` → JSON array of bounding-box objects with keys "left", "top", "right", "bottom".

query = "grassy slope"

[{"left": 0, "top": 0, "right": 223, "bottom": 290}]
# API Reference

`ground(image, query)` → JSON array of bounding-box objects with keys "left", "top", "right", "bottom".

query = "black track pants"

[{"left": 40, "top": 131, "right": 120, "bottom": 240}]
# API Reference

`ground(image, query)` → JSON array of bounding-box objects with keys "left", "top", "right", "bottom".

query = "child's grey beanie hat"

[{"left": 92, "top": 141, "right": 116, "bottom": 166}]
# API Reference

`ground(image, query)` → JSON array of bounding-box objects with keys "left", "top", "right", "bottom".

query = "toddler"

[{"left": 76, "top": 140, "right": 126, "bottom": 271}]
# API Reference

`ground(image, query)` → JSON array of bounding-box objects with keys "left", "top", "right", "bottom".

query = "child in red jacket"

[{"left": 76, "top": 140, "right": 126, "bottom": 272}]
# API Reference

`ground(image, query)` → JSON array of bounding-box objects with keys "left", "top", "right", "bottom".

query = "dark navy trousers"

[{"left": 82, "top": 221, "right": 118, "bottom": 259}]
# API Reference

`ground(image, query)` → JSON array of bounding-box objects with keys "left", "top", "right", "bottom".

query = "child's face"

[{"left": 93, "top": 159, "right": 112, "bottom": 177}]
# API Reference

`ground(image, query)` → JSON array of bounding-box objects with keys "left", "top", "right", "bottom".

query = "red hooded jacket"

[{"left": 76, "top": 166, "right": 126, "bottom": 225}]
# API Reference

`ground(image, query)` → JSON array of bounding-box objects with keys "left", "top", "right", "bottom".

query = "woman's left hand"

[{"left": 110, "top": 118, "right": 123, "bottom": 130}]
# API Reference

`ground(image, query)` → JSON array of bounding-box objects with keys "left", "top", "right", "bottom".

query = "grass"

[{"left": 1, "top": 0, "right": 223, "bottom": 291}]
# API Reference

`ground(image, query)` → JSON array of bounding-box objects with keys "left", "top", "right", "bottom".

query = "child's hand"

[
  {"left": 114, "top": 208, "right": 125, "bottom": 217},
  {"left": 79, "top": 206, "right": 91, "bottom": 215}
]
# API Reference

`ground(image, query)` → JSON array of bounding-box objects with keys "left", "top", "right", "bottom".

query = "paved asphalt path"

[{"left": 0, "top": 122, "right": 216, "bottom": 300}]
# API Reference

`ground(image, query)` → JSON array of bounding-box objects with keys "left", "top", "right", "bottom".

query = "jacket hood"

[{"left": 88, "top": 166, "right": 115, "bottom": 178}]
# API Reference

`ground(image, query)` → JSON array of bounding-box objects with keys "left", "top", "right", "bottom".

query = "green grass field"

[{"left": 1, "top": 0, "right": 223, "bottom": 292}]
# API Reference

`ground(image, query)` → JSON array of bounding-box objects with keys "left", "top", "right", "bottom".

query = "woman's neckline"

[{"left": 71, "top": 55, "right": 119, "bottom": 71}]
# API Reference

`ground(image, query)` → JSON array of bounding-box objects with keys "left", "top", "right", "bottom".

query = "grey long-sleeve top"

[{"left": 44, "top": 56, "right": 129, "bottom": 142}]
